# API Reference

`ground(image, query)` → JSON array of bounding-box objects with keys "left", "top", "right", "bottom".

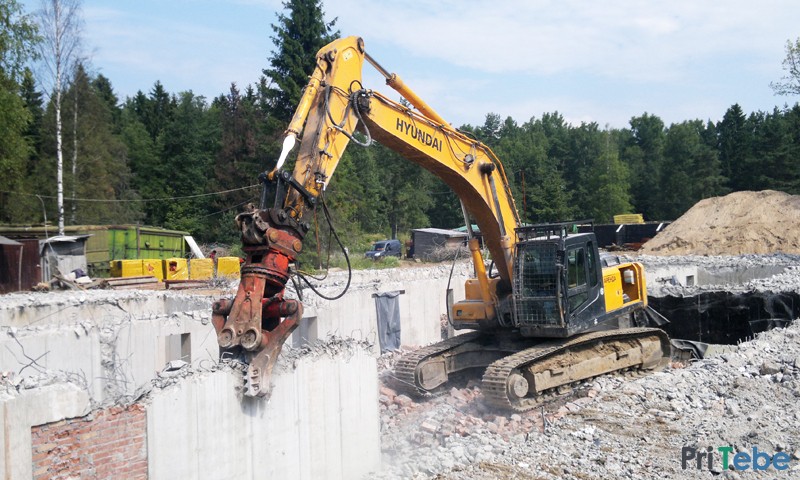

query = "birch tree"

[
  {"left": 772, "top": 38, "right": 800, "bottom": 96},
  {"left": 35, "top": 0, "right": 81, "bottom": 235}
]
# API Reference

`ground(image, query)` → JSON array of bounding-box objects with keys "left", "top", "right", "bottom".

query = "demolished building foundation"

[{"left": 1, "top": 264, "right": 471, "bottom": 479}]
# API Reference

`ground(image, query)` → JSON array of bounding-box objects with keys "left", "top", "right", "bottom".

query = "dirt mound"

[{"left": 640, "top": 190, "right": 800, "bottom": 256}]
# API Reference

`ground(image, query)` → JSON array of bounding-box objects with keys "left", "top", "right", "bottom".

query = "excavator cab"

[{"left": 512, "top": 222, "right": 606, "bottom": 338}]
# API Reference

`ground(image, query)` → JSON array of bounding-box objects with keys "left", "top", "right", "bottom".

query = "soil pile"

[{"left": 640, "top": 190, "right": 800, "bottom": 256}]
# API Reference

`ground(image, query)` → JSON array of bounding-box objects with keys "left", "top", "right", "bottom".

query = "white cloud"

[
  {"left": 82, "top": 4, "right": 269, "bottom": 98},
  {"left": 329, "top": 0, "right": 795, "bottom": 82},
  {"left": 48, "top": 0, "right": 797, "bottom": 128}
]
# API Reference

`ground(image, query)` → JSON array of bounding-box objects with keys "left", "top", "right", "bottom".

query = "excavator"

[{"left": 211, "top": 36, "right": 671, "bottom": 411}]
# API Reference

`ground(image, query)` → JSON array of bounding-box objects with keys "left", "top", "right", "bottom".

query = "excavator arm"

[{"left": 212, "top": 36, "right": 521, "bottom": 397}]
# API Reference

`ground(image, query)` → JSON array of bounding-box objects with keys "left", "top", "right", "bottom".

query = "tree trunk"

[
  {"left": 71, "top": 84, "right": 77, "bottom": 224},
  {"left": 38, "top": 0, "right": 82, "bottom": 236},
  {"left": 56, "top": 69, "right": 64, "bottom": 235}
]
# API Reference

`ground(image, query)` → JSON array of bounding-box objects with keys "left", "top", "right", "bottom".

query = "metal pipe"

[
  {"left": 469, "top": 238, "right": 493, "bottom": 306},
  {"left": 364, "top": 52, "right": 391, "bottom": 80},
  {"left": 486, "top": 171, "right": 507, "bottom": 238},
  {"left": 365, "top": 52, "right": 448, "bottom": 126},
  {"left": 460, "top": 200, "right": 474, "bottom": 239}
]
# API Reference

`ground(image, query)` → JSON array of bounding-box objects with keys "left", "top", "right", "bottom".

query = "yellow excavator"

[{"left": 211, "top": 36, "right": 671, "bottom": 411}]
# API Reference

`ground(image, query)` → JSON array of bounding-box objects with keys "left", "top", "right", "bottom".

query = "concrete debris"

[
  {"left": 277, "top": 336, "right": 373, "bottom": 372},
  {"left": 630, "top": 253, "right": 800, "bottom": 297},
  {"left": 368, "top": 321, "right": 800, "bottom": 479},
  {"left": 5, "top": 252, "right": 800, "bottom": 479}
]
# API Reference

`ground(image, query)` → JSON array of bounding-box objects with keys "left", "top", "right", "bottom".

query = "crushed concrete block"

[
  {"left": 380, "top": 386, "right": 397, "bottom": 400},
  {"left": 760, "top": 360, "right": 782, "bottom": 375},
  {"left": 450, "top": 387, "right": 469, "bottom": 403},
  {"left": 420, "top": 420, "right": 439, "bottom": 433}
]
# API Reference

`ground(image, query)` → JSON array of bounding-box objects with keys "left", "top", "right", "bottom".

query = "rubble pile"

[
  {"left": 371, "top": 322, "right": 800, "bottom": 479},
  {"left": 632, "top": 253, "right": 800, "bottom": 296},
  {"left": 641, "top": 190, "right": 800, "bottom": 256},
  {"left": 276, "top": 335, "right": 374, "bottom": 373}
]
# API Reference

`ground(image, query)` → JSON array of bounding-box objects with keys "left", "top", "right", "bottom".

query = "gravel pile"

[{"left": 368, "top": 322, "right": 800, "bottom": 479}]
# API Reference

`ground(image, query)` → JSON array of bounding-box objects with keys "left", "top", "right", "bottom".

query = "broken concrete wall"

[
  {"left": 644, "top": 264, "right": 699, "bottom": 287},
  {"left": 30, "top": 405, "right": 147, "bottom": 480},
  {"left": 147, "top": 350, "right": 379, "bottom": 479},
  {"left": 0, "top": 291, "right": 217, "bottom": 403},
  {"left": 2, "top": 349, "right": 379, "bottom": 480},
  {"left": 0, "top": 290, "right": 210, "bottom": 328},
  {"left": 0, "top": 263, "right": 465, "bottom": 479},
  {"left": 295, "top": 263, "right": 472, "bottom": 351},
  {"left": 0, "top": 383, "right": 92, "bottom": 480}
]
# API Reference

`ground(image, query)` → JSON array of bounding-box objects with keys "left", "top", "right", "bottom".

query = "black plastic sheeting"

[
  {"left": 578, "top": 222, "right": 670, "bottom": 248},
  {"left": 649, "top": 291, "right": 799, "bottom": 345},
  {"left": 375, "top": 291, "right": 402, "bottom": 353}
]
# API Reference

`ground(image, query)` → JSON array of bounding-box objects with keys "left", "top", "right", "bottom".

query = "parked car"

[{"left": 365, "top": 239, "right": 402, "bottom": 259}]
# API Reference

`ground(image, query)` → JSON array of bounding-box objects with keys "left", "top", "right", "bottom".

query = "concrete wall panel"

[
  {"left": 146, "top": 350, "right": 379, "bottom": 480},
  {"left": 300, "top": 270, "right": 470, "bottom": 353}
]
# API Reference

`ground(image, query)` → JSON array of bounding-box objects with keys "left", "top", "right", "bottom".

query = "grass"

[{"left": 328, "top": 253, "right": 401, "bottom": 270}]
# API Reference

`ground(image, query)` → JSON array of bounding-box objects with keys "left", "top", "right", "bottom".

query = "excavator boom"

[{"left": 211, "top": 36, "right": 670, "bottom": 403}]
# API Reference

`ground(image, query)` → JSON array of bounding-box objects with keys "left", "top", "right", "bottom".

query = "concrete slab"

[{"left": 146, "top": 350, "right": 380, "bottom": 480}]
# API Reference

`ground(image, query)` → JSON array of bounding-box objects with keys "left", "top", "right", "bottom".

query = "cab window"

[
  {"left": 567, "top": 247, "right": 586, "bottom": 288},
  {"left": 587, "top": 241, "right": 598, "bottom": 287},
  {"left": 567, "top": 246, "right": 588, "bottom": 311}
]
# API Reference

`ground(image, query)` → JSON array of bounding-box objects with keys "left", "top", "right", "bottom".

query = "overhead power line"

[{"left": 0, "top": 184, "right": 260, "bottom": 203}]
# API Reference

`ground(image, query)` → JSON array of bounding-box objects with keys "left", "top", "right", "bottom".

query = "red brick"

[{"left": 30, "top": 405, "right": 147, "bottom": 480}]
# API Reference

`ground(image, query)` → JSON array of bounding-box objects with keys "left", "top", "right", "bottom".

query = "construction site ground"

[
  {"left": 372, "top": 320, "right": 800, "bottom": 479},
  {"left": 3, "top": 251, "right": 800, "bottom": 479},
  {"left": 367, "top": 189, "right": 800, "bottom": 479},
  {"left": 4, "top": 190, "right": 800, "bottom": 479}
]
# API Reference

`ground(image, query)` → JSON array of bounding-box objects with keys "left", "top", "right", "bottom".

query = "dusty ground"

[
  {"left": 369, "top": 323, "right": 800, "bottom": 479},
  {"left": 363, "top": 249, "right": 800, "bottom": 479},
  {"left": 641, "top": 190, "right": 800, "bottom": 256}
]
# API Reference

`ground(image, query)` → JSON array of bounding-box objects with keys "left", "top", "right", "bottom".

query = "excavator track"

[
  {"left": 392, "top": 331, "right": 486, "bottom": 396},
  {"left": 481, "top": 327, "right": 670, "bottom": 412}
]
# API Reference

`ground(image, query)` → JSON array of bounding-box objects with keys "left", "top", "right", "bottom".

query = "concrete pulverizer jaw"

[
  {"left": 211, "top": 206, "right": 306, "bottom": 399},
  {"left": 242, "top": 299, "right": 302, "bottom": 398}
]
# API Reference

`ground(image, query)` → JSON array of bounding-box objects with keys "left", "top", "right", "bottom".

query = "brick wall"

[{"left": 30, "top": 404, "right": 147, "bottom": 479}]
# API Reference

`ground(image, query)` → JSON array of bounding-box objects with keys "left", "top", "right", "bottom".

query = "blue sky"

[{"left": 22, "top": 0, "right": 800, "bottom": 129}]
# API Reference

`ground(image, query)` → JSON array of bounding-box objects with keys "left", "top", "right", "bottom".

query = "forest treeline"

[{"left": 2, "top": 0, "right": 800, "bottom": 255}]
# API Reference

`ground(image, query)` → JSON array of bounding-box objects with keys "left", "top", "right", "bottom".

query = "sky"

[{"left": 21, "top": 0, "right": 800, "bottom": 129}]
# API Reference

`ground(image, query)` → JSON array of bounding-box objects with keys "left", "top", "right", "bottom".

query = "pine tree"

[
  {"left": 622, "top": 113, "right": 666, "bottom": 220},
  {"left": 0, "top": 0, "right": 40, "bottom": 223},
  {"left": 209, "top": 83, "right": 264, "bottom": 242},
  {"left": 717, "top": 104, "right": 749, "bottom": 191},
  {"left": 261, "top": 0, "right": 338, "bottom": 123},
  {"left": 19, "top": 68, "right": 43, "bottom": 155},
  {"left": 57, "top": 63, "right": 141, "bottom": 224},
  {"left": 159, "top": 91, "right": 220, "bottom": 237}
]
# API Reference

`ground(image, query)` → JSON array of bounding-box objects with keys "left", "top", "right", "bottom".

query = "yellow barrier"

[
  {"left": 216, "top": 256, "right": 241, "bottom": 278},
  {"left": 142, "top": 259, "right": 164, "bottom": 281},
  {"left": 109, "top": 259, "right": 143, "bottom": 277},
  {"left": 164, "top": 258, "right": 188, "bottom": 280},
  {"left": 613, "top": 214, "right": 644, "bottom": 224},
  {"left": 190, "top": 258, "right": 214, "bottom": 280}
]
